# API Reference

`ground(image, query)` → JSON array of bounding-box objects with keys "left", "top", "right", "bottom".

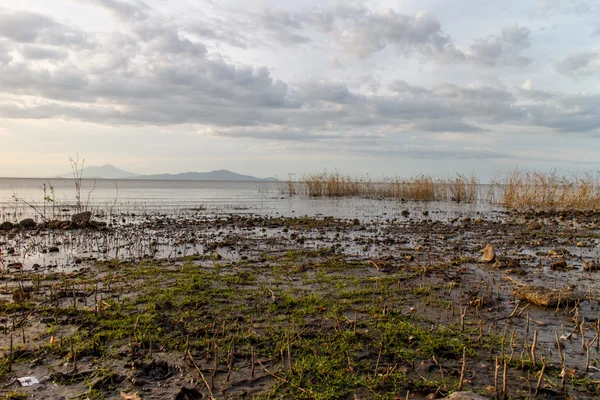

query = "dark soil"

[{"left": 1, "top": 208, "right": 600, "bottom": 399}]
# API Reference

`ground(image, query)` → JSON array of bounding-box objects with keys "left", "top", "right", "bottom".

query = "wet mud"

[{"left": 1, "top": 205, "right": 600, "bottom": 399}]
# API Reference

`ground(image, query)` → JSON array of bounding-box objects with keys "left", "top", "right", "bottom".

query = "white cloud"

[
  {"left": 0, "top": 0, "right": 598, "bottom": 177},
  {"left": 556, "top": 49, "right": 600, "bottom": 79}
]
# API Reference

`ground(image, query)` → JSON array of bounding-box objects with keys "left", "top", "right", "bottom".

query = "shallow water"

[{"left": 0, "top": 178, "right": 505, "bottom": 222}]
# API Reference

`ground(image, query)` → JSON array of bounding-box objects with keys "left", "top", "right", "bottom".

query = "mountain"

[
  {"left": 57, "top": 164, "right": 138, "bottom": 179},
  {"left": 137, "top": 169, "right": 278, "bottom": 181}
]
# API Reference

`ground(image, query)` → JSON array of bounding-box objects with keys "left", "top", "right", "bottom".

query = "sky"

[{"left": 0, "top": 0, "right": 599, "bottom": 180}]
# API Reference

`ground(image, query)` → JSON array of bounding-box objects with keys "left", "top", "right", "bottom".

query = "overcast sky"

[{"left": 0, "top": 0, "right": 598, "bottom": 179}]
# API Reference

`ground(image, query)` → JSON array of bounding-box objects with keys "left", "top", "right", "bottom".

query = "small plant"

[{"left": 70, "top": 154, "right": 85, "bottom": 212}]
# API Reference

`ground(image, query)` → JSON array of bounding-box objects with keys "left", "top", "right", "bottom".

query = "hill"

[
  {"left": 57, "top": 164, "right": 138, "bottom": 179},
  {"left": 138, "top": 169, "right": 278, "bottom": 181}
]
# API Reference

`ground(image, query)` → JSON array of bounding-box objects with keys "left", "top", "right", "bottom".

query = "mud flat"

[{"left": 1, "top": 206, "right": 600, "bottom": 399}]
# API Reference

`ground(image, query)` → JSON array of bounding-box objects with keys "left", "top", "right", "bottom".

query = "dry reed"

[
  {"left": 285, "top": 171, "right": 480, "bottom": 203},
  {"left": 494, "top": 169, "right": 600, "bottom": 210},
  {"left": 286, "top": 169, "right": 600, "bottom": 210}
]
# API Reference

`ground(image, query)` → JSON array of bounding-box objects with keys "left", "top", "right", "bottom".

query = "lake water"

[{"left": 0, "top": 178, "right": 506, "bottom": 223}]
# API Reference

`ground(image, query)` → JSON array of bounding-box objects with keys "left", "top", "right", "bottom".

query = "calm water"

[{"left": 0, "top": 178, "right": 505, "bottom": 222}]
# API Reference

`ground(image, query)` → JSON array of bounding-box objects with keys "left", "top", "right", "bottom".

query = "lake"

[{"left": 0, "top": 178, "right": 505, "bottom": 223}]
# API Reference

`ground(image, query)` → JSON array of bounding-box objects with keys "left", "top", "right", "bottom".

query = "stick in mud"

[
  {"left": 187, "top": 350, "right": 215, "bottom": 400},
  {"left": 251, "top": 346, "right": 255, "bottom": 378},
  {"left": 531, "top": 330, "right": 537, "bottom": 365},
  {"left": 502, "top": 358, "right": 508, "bottom": 400},
  {"left": 534, "top": 355, "right": 546, "bottom": 396},
  {"left": 211, "top": 339, "right": 218, "bottom": 389},
  {"left": 494, "top": 356, "right": 499, "bottom": 400},
  {"left": 8, "top": 333, "right": 12, "bottom": 372},
  {"left": 227, "top": 339, "right": 234, "bottom": 382},
  {"left": 71, "top": 336, "right": 77, "bottom": 373},
  {"left": 286, "top": 333, "right": 292, "bottom": 372},
  {"left": 458, "top": 346, "right": 467, "bottom": 391}
]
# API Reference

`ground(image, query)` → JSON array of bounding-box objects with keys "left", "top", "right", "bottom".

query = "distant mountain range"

[
  {"left": 139, "top": 170, "right": 278, "bottom": 181},
  {"left": 57, "top": 165, "right": 277, "bottom": 181},
  {"left": 57, "top": 164, "right": 137, "bottom": 179}
]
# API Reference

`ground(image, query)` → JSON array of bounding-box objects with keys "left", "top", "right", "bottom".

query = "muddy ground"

[{"left": 1, "top": 207, "right": 600, "bottom": 399}]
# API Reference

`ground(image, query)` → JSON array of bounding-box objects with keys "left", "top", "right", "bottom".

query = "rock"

[
  {"left": 0, "top": 221, "right": 14, "bottom": 230},
  {"left": 507, "top": 258, "right": 520, "bottom": 269},
  {"left": 60, "top": 221, "right": 72, "bottom": 230},
  {"left": 45, "top": 220, "right": 57, "bottom": 229},
  {"left": 481, "top": 244, "right": 496, "bottom": 263},
  {"left": 513, "top": 282, "right": 579, "bottom": 307},
  {"left": 548, "top": 248, "right": 569, "bottom": 257},
  {"left": 71, "top": 211, "right": 92, "bottom": 225},
  {"left": 48, "top": 246, "right": 60, "bottom": 253},
  {"left": 442, "top": 392, "right": 490, "bottom": 400},
  {"left": 401, "top": 210, "right": 410, "bottom": 217},
  {"left": 19, "top": 218, "right": 36, "bottom": 229},
  {"left": 550, "top": 259, "right": 568, "bottom": 270},
  {"left": 173, "top": 386, "right": 203, "bottom": 400},
  {"left": 583, "top": 261, "right": 600, "bottom": 271},
  {"left": 12, "top": 289, "right": 31, "bottom": 303}
]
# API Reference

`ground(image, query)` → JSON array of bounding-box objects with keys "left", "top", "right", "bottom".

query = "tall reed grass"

[
  {"left": 493, "top": 169, "right": 600, "bottom": 210},
  {"left": 285, "top": 169, "right": 600, "bottom": 210},
  {"left": 284, "top": 171, "right": 481, "bottom": 203}
]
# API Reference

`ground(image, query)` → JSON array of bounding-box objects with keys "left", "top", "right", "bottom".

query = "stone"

[
  {"left": 583, "top": 260, "right": 599, "bottom": 271},
  {"left": 71, "top": 211, "right": 92, "bottom": 225},
  {"left": 0, "top": 221, "right": 14, "bottom": 230},
  {"left": 60, "top": 221, "right": 72, "bottom": 230},
  {"left": 549, "top": 259, "right": 567, "bottom": 270},
  {"left": 442, "top": 392, "right": 490, "bottom": 400},
  {"left": 173, "top": 386, "right": 203, "bottom": 400},
  {"left": 513, "top": 283, "right": 579, "bottom": 307},
  {"left": 47, "top": 220, "right": 62, "bottom": 229},
  {"left": 507, "top": 258, "right": 520, "bottom": 269},
  {"left": 19, "top": 218, "right": 36, "bottom": 229},
  {"left": 481, "top": 243, "right": 496, "bottom": 263},
  {"left": 48, "top": 246, "right": 60, "bottom": 253}
]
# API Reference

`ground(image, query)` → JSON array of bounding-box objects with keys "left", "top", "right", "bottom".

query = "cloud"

[
  {"left": 371, "top": 144, "right": 517, "bottom": 160},
  {"left": 0, "top": 0, "right": 597, "bottom": 153},
  {"left": 76, "top": 0, "right": 150, "bottom": 20},
  {"left": 466, "top": 24, "right": 532, "bottom": 67},
  {"left": 327, "top": 56, "right": 344, "bottom": 70},
  {"left": 259, "top": 8, "right": 311, "bottom": 45},
  {"left": 20, "top": 45, "right": 69, "bottom": 60},
  {"left": 251, "top": 7, "right": 532, "bottom": 68},
  {"left": 411, "top": 120, "right": 487, "bottom": 133},
  {"left": 388, "top": 80, "right": 430, "bottom": 96},
  {"left": 525, "top": 94, "right": 600, "bottom": 133},
  {"left": 297, "top": 79, "right": 358, "bottom": 104},
  {"left": 326, "top": 8, "right": 464, "bottom": 61},
  {"left": 518, "top": 79, "right": 555, "bottom": 100},
  {"left": 555, "top": 50, "right": 600, "bottom": 79},
  {"left": 0, "top": 41, "right": 11, "bottom": 65},
  {"left": 0, "top": 9, "right": 90, "bottom": 48},
  {"left": 258, "top": 6, "right": 466, "bottom": 63},
  {"left": 535, "top": 0, "right": 595, "bottom": 16}
]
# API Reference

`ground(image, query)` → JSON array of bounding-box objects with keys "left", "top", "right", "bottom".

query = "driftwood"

[{"left": 505, "top": 277, "right": 580, "bottom": 307}]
